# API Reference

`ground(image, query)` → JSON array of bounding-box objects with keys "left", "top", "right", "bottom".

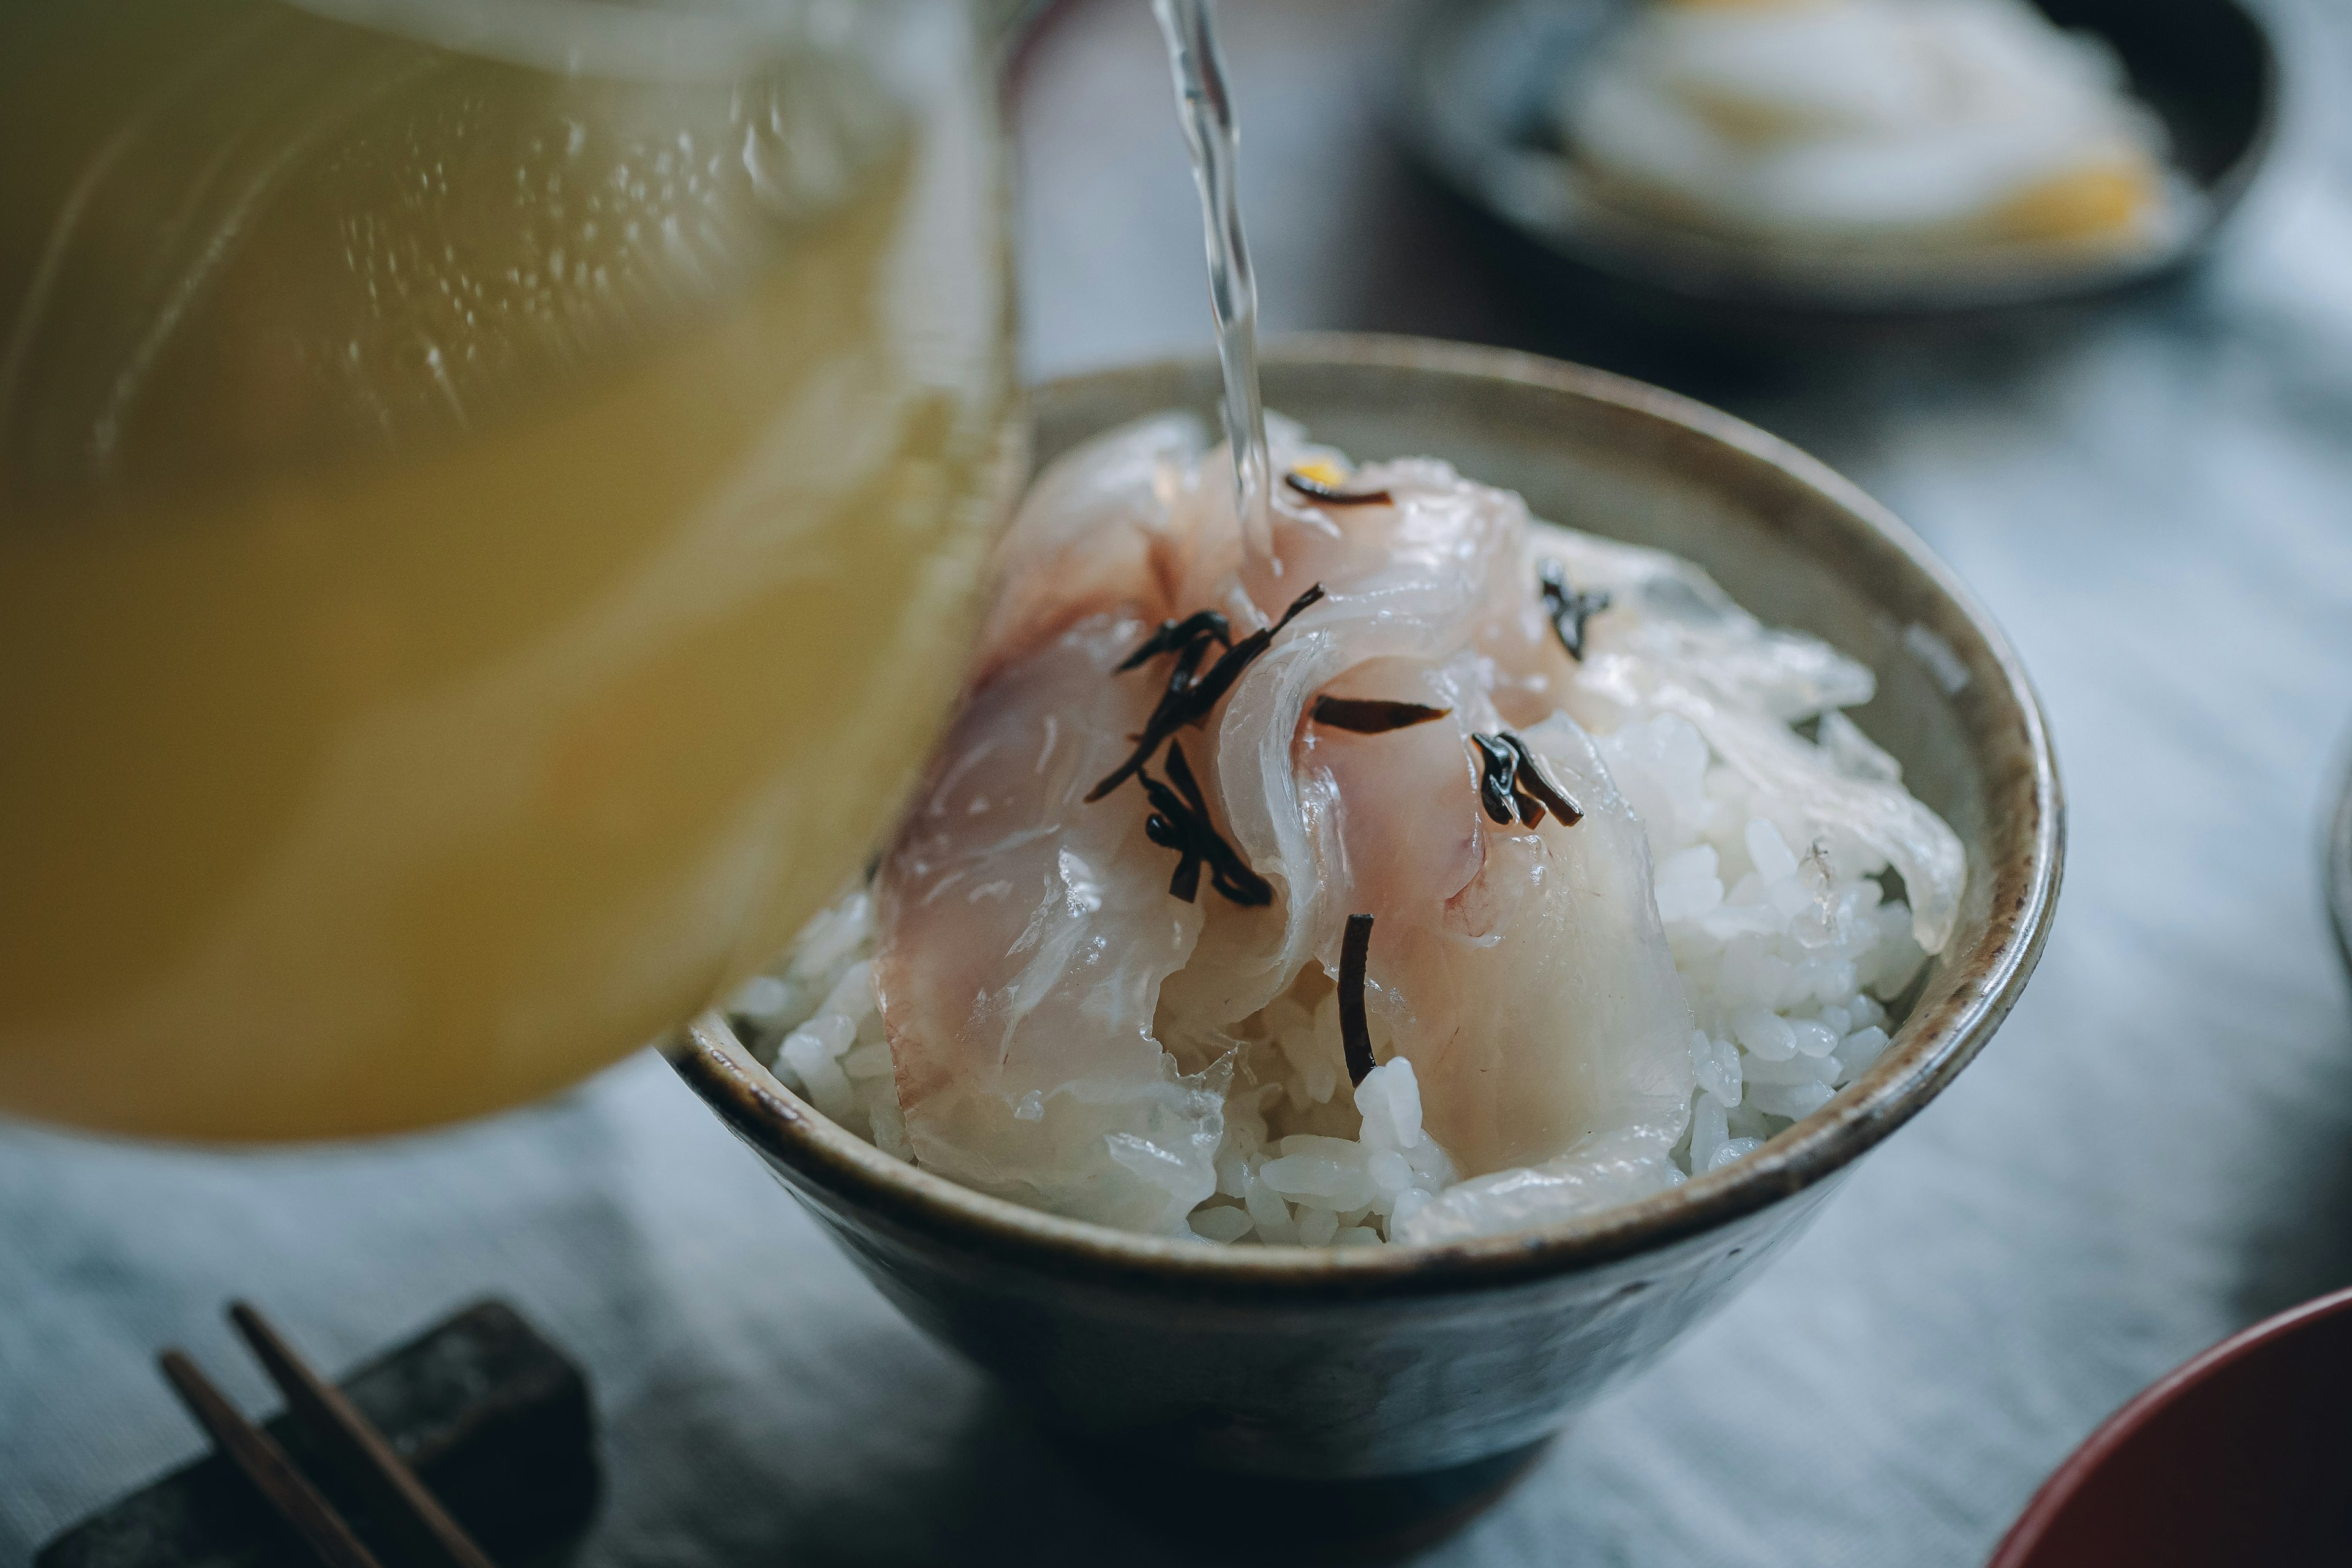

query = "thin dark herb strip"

[
  {"left": 1284, "top": 470, "right": 1392, "bottom": 507},
  {"left": 1085, "top": 657, "right": 1202, "bottom": 804},
  {"left": 1087, "top": 582, "right": 1326, "bottom": 802},
  {"left": 1139, "top": 783, "right": 1204, "bottom": 902},
  {"left": 1177, "top": 582, "right": 1327, "bottom": 719},
  {"left": 1117, "top": 609, "right": 1232, "bottom": 672},
  {"left": 1470, "top": 733, "right": 1520, "bottom": 825},
  {"left": 1136, "top": 742, "right": 1272, "bottom": 907},
  {"left": 1501, "top": 732, "right": 1583, "bottom": 826},
  {"left": 1088, "top": 584, "right": 1324, "bottom": 903},
  {"left": 1310, "top": 695, "right": 1452, "bottom": 734},
  {"left": 1537, "top": 557, "right": 1611, "bottom": 662},
  {"left": 1084, "top": 650, "right": 1204, "bottom": 803},
  {"left": 1339, "top": 913, "right": 1376, "bottom": 1087},
  {"left": 1166, "top": 741, "right": 1272, "bottom": 905}
]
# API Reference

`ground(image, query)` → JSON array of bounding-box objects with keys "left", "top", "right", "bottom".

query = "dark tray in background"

[{"left": 39, "top": 1302, "right": 598, "bottom": 1568}]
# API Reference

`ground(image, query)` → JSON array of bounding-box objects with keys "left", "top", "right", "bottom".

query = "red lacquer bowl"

[{"left": 1990, "top": 1285, "right": 2352, "bottom": 1566}]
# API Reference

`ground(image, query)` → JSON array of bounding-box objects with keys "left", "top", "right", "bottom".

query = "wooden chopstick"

[
  {"left": 228, "top": 1302, "right": 500, "bottom": 1568},
  {"left": 156, "top": 1349, "right": 386, "bottom": 1568}
]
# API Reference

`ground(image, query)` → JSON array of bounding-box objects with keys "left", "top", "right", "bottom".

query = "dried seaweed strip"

[
  {"left": 1091, "top": 586, "right": 1324, "bottom": 902},
  {"left": 1161, "top": 739, "right": 1214, "bottom": 822},
  {"left": 1090, "top": 582, "right": 1327, "bottom": 802},
  {"left": 1501, "top": 732, "right": 1583, "bottom": 826},
  {"left": 1140, "top": 790, "right": 1205, "bottom": 902},
  {"left": 1339, "top": 913, "right": 1377, "bottom": 1087},
  {"left": 1169, "top": 742, "right": 1273, "bottom": 907},
  {"left": 1117, "top": 609, "right": 1232, "bottom": 672},
  {"left": 1179, "top": 582, "right": 1327, "bottom": 720},
  {"left": 1309, "top": 695, "right": 1451, "bottom": 734},
  {"left": 1087, "top": 641, "right": 1209, "bottom": 803},
  {"left": 1470, "top": 733, "right": 1520, "bottom": 825},
  {"left": 1537, "top": 557, "right": 1611, "bottom": 662},
  {"left": 1136, "top": 743, "right": 1272, "bottom": 908},
  {"left": 1087, "top": 712, "right": 1179, "bottom": 804}
]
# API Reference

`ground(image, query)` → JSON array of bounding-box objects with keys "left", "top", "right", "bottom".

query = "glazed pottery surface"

[{"left": 667, "top": 335, "right": 2062, "bottom": 1484}]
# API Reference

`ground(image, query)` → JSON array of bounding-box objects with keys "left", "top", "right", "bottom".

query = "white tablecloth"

[{"left": 7, "top": 2, "right": 2351, "bottom": 1562}]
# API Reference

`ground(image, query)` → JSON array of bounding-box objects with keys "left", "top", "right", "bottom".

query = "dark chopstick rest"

[
  {"left": 154, "top": 1352, "right": 385, "bottom": 1568},
  {"left": 38, "top": 1300, "right": 597, "bottom": 1568},
  {"left": 228, "top": 1304, "right": 498, "bottom": 1568}
]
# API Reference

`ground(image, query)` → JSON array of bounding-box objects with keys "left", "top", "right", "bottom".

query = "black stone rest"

[{"left": 37, "top": 1300, "right": 598, "bottom": 1568}]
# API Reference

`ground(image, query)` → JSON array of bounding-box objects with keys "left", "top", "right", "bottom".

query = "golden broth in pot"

[{"left": 0, "top": 0, "right": 1016, "bottom": 1137}]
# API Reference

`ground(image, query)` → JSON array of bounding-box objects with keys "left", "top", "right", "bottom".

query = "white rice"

[{"left": 727, "top": 705, "right": 1931, "bottom": 1249}]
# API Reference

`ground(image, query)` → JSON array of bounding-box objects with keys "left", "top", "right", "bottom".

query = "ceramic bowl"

[
  {"left": 666, "top": 335, "right": 2062, "bottom": 1534},
  {"left": 1392, "top": 0, "right": 2279, "bottom": 342},
  {"left": 1989, "top": 1284, "right": 2352, "bottom": 1566}
]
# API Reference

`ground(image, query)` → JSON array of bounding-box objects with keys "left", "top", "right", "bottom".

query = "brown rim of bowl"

[
  {"left": 1985, "top": 1282, "right": 2352, "bottom": 1567},
  {"left": 665, "top": 333, "right": 2065, "bottom": 1304}
]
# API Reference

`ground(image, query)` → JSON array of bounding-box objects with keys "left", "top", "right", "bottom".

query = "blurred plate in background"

[{"left": 1394, "top": 0, "right": 2279, "bottom": 343}]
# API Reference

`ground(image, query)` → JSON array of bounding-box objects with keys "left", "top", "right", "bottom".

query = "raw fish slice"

[
  {"left": 967, "top": 413, "right": 1352, "bottom": 684},
  {"left": 1533, "top": 522, "right": 1965, "bottom": 951},
  {"left": 1199, "top": 460, "right": 1697, "bottom": 1177},
  {"left": 1208, "top": 457, "right": 1551, "bottom": 1022},
  {"left": 1529, "top": 524, "right": 1875, "bottom": 722},
  {"left": 874, "top": 612, "right": 1223, "bottom": 1235},
  {"left": 1303, "top": 698, "right": 1697, "bottom": 1177},
  {"left": 971, "top": 413, "right": 1239, "bottom": 685}
]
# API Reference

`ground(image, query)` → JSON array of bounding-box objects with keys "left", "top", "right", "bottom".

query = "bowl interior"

[
  {"left": 676, "top": 336, "right": 2059, "bottom": 1286},
  {"left": 1395, "top": 0, "right": 2278, "bottom": 323}
]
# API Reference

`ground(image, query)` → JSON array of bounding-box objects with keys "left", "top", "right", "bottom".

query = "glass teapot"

[{"left": 0, "top": 0, "right": 1017, "bottom": 1139}]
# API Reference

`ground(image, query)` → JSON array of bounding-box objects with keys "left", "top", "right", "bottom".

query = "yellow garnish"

[
  {"left": 1983, "top": 161, "right": 2157, "bottom": 244},
  {"left": 1679, "top": 86, "right": 1818, "bottom": 145},
  {"left": 1291, "top": 456, "right": 1351, "bottom": 488}
]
